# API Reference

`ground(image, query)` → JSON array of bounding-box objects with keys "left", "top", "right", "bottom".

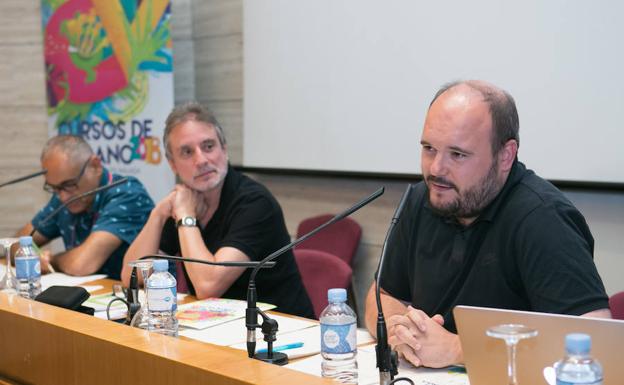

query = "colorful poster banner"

[{"left": 40, "top": 0, "right": 174, "bottom": 201}]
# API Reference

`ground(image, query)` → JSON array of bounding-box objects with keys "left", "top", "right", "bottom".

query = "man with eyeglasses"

[{"left": 16, "top": 135, "right": 154, "bottom": 279}]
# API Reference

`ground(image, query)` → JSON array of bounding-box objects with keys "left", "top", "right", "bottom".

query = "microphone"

[
  {"left": 138, "top": 254, "right": 276, "bottom": 268},
  {"left": 114, "top": 255, "right": 276, "bottom": 325},
  {"left": 376, "top": 184, "right": 413, "bottom": 385},
  {"left": 0, "top": 170, "right": 47, "bottom": 189},
  {"left": 246, "top": 186, "right": 385, "bottom": 365},
  {"left": 124, "top": 266, "right": 141, "bottom": 324},
  {"left": 30, "top": 177, "right": 129, "bottom": 236}
]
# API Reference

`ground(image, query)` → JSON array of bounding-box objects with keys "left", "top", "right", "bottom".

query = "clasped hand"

[
  {"left": 387, "top": 306, "right": 462, "bottom": 368},
  {"left": 154, "top": 185, "right": 208, "bottom": 222}
]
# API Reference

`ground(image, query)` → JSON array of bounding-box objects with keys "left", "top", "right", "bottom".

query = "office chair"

[
  {"left": 295, "top": 214, "right": 362, "bottom": 266},
  {"left": 294, "top": 248, "right": 353, "bottom": 319},
  {"left": 609, "top": 291, "right": 624, "bottom": 320}
]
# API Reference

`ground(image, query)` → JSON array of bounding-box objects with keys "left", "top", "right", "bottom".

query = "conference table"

[{"left": 0, "top": 278, "right": 333, "bottom": 385}]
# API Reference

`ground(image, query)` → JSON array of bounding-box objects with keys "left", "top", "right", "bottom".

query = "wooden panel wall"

[
  {"left": 192, "top": 0, "right": 243, "bottom": 164},
  {"left": 0, "top": 0, "right": 48, "bottom": 236},
  {"left": 172, "top": 0, "right": 195, "bottom": 104}
]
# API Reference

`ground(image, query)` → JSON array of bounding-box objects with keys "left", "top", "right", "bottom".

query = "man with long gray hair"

[{"left": 122, "top": 102, "right": 314, "bottom": 318}]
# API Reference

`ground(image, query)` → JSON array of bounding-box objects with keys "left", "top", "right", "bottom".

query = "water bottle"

[
  {"left": 555, "top": 333, "right": 603, "bottom": 385},
  {"left": 146, "top": 259, "right": 178, "bottom": 337},
  {"left": 320, "top": 288, "right": 358, "bottom": 384},
  {"left": 14, "top": 236, "right": 41, "bottom": 299}
]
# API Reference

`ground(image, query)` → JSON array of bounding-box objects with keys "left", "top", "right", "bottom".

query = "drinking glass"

[
  {"left": 0, "top": 238, "right": 19, "bottom": 294},
  {"left": 486, "top": 324, "right": 538, "bottom": 385},
  {"left": 128, "top": 259, "right": 153, "bottom": 329}
]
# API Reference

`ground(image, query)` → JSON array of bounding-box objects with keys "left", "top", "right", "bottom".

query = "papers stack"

[{"left": 176, "top": 298, "right": 275, "bottom": 329}]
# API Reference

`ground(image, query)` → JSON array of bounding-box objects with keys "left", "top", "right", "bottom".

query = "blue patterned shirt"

[{"left": 31, "top": 168, "right": 154, "bottom": 279}]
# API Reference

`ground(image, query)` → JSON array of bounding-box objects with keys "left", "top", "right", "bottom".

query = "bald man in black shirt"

[{"left": 365, "top": 80, "right": 610, "bottom": 368}]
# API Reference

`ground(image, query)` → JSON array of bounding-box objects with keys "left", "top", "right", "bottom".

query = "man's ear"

[
  {"left": 167, "top": 155, "right": 177, "bottom": 176},
  {"left": 498, "top": 139, "right": 518, "bottom": 172},
  {"left": 221, "top": 142, "right": 228, "bottom": 158},
  {"left": 90, "top": 154, "right": 101, "bottom": 167},
  {"left": 89, "top": 154, "right": 103, "bottom": 177}
]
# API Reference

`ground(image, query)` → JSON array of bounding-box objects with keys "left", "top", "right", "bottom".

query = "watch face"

[{"left": 179, "top": 216, "right": 196, "bottom": 227}]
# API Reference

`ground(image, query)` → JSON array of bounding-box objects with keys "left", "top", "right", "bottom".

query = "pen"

[{"left": 257, "top": 342, "right": 304, "bottom": 353}]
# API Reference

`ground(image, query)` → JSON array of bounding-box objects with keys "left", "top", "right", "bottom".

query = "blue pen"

[{"left": 257, "top": 342, "right": 304, "bottom": 353}]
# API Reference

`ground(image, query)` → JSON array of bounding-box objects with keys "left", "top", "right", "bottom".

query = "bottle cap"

[
  {"left": 152, "top": 259, "right": 169, "bottom": 272},
  {"left": 327, "top": 288, "right": 347, "bottom": 303},
  {"left": 565, "top": 333, "right": 591, "bottom": 354},
  {"left": 19, "top": 236, "right": 33, "bottom": 246}
]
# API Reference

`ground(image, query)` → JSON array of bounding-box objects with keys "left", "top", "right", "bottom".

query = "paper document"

[
  {"left": 231, "top": 325, "right": 321, "bottom": 359},
  {"left": 287, "top": 345, "right": 469, "bottom": 385},
  {"left": 180, "top": 313, "right": 317, "bottom": 346},
  {"left": 81, "top": 285, "right": 104, "bottom": 293},
  {"left": 0, "top": 268, "right": 106, "bottom": 291},
  {"left": 41, "top": 273, "right": 107, "bottom": 290},
  {"left": 230, "top": 327, "right": 375, "bottom": 359},
  {"left": 176, "top": 298, "right": 275, "bottom": 330},
  {"left": 87, "top": 291, "right": 188, "bottom": 321}
]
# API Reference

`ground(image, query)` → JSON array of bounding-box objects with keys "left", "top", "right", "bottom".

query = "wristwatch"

[{"left": 176, "top": 216, "right": 197, "bottom": 227}]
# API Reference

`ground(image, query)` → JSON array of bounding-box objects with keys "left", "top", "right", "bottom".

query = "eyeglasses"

[{"left": 43, "top": 158, "right": 90, "bottom": 194}]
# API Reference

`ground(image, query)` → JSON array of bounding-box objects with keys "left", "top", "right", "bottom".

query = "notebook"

[{"left": 453, "top": 305, "right": 624, "bottom": 385}]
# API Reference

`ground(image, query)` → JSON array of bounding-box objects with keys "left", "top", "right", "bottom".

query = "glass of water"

[
  {"left": 127, "top": 259, "right": 153, "bottom": 330},
  {"left": 0, "top": 238, "right": 19, "bottom": 294},
  {"left": 486, "top": 323, "right": 538, "bottom": 385}
]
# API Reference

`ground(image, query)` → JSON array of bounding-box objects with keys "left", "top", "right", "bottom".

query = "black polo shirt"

[
  {"left": 380, "top": 161, "right": 609, "bottom": 333},
  {"left": 159, "top": 166, "right": 315, "bottom": 319}
]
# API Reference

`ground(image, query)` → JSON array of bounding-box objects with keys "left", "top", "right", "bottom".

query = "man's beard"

[
  {"left": 190, "top": 164, "right": 228, "bottom": 193},
  {"left": 426, "top": 159, "right": 502, "bottom": 220}
]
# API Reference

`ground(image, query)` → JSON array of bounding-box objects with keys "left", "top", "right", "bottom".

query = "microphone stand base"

[{"left": 253, "top": 352, "right": 288, "bottom": 366}]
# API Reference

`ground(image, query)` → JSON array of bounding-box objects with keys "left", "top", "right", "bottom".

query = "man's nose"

[
  {"left": 429, "top": 153, "right": 448, "bottom": 176},
  {"left": 192, "top": 147, "right": 209, "bottom": 164},
  {"left": 57, "top": 189, "right": 72, "bottom": 202}
]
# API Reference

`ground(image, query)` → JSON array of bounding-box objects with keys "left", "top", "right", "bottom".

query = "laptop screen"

[{"left": 453, "top": 305, "right": 624, "bottom": 385}]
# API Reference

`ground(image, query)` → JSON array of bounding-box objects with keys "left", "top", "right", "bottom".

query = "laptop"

[{"left": 453, "top": 305, "right": 624, "bottom": 385}]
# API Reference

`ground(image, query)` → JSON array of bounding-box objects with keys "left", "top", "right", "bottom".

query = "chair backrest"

[
  {"left": 609, "top": 291, "right": 624, "bottom": 320},
  {"left": 295, "top": 214, "right": 362, "bottom": 266},
  {"left": 294, "top": 248, "right": 353, "bottom": 319}
]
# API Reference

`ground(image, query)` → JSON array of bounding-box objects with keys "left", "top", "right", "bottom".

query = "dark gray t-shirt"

[
  {"left": 380, "top": 161, "right": 608, "bottom": 333},
  {"left": 160, "top": 166, "right": 314, "bottom": 319}
]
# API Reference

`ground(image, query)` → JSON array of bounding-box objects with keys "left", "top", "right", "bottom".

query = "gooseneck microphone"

[
  {"left": 138, "top": 254, "right": 276, "bottom": 269},
  {"left": 126, "top": 266, "right": 141, "bottom": 323},
  {"left": 376, "top": 184, "right": 413, "bottom": 385},
  {"left": 30, "top": 177, "right": 129, "bottom": 236},
  {"left": 111, "top": 255, "right": 277, "bottom": 324},
  {"left": 0, "top": 169, "right": 47, "bottom": 189},
  {"left": 246, "top": 187, "right": 385, "bottom": 365}
]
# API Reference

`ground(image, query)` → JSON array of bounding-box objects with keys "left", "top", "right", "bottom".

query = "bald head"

[
  {"left": 430, "top": 80, "right": 519, "bottom": 155},
  {"left": 41, "top": 135, "right": 94, "bottom": 165}
]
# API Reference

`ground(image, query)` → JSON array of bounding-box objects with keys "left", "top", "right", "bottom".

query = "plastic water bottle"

[
  {"left": 14, "top": 236, "right": 41, "bottom": 299},
  {"left": 146, "top": 259, "right": 178, "bottom": 337},
  {"left": 320, "top": 288, "right": 358, "bottom": 384},
  {"left": 555, "top": 333, "right": 603, "bottom": 385}
]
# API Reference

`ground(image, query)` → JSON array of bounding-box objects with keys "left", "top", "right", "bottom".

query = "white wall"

[
  {"left": 244, "top": 0, "right": 624, "bottom": 184},
  {"left": 565, "top": 190, "right": 624, "bottom": 296}
]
